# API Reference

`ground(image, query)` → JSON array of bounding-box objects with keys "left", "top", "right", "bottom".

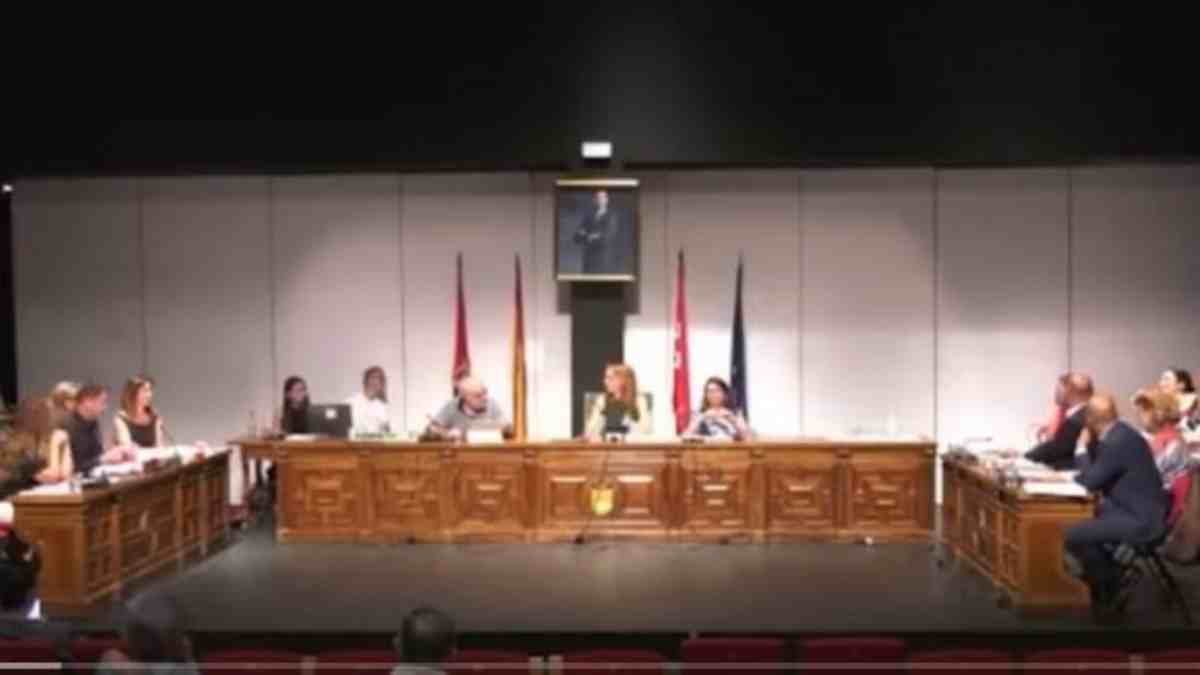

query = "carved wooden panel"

[
  {"left": 846, "top": 457, "right": 922, "bottom": 530},
  {"left": 85, "top": 502, "right": 116, "bottom": 592},
  {"left": 941, "top": 467, "right": 961, "bottom": 545},
  {"left": 764, "top": 451, "right": 837, "bottom": 533},
  {"left": 373, "top": 454, "right": 441, "bottom": 532},
  {"left": 539, "top": 452, "right": 670, "bottom": 533},
  {"left": 447, "top": 457, "right": 526, "bottom": 532},
  {"left": 284, "top": 463, "right": 363, "bottom": 531},
  {"left": 119, "top": 483, "right": 177, "bottom": 574},
  {"left": 681, "top": 451, "right": 754, "bottom": 531},
  {"left": 205, "top": 461, "right": 229, "bottom": 539},
  {"left": 180, "top": 472, "right": 201, "bottom": 548}
]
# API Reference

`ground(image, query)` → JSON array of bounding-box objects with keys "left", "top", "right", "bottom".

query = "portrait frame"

[{"left": 554, "top": 177, "right": 640, "bottom": 282}]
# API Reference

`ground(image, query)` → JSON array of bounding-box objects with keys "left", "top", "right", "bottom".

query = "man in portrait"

[{"left": 572, "top": 189, "right": 621, "bottom": 274}]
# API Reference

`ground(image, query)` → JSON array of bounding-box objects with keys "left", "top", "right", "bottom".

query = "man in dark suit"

[
  {"left": 573, "top": 190, "right": 620, "bottom": 274},
  {"left": 1025, "top": 372, "right": 1094, "bottom": 469},
  {"left": 1064, "top": 393, "right": 1170, "bottom": 619}
]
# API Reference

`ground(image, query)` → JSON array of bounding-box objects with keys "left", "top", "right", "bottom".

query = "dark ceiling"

[{"left": 5, "top": 3, "right": 1197, "bottom": 177}]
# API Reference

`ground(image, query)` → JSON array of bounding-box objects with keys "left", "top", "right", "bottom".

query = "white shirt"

[{"left": 347, "top": 393, "right": 390, "bottom": 434}]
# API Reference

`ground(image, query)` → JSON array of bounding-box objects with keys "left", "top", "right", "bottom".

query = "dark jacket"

[
  {"left": 1025, "top": 406, "right": 1087, "bottom": 469},
  {"left": 1075, "top": 420, "right": 1170, "bottom": 543}
]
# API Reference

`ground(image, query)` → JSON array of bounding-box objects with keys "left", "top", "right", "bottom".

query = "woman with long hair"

[
  {"left": 279, "top": 376, "right": 311, "bottom": 434},
  {"left": 1, "top": 397, "right": 72, "bottom": 499},
  {"left": 682, "top": 376, "right": 752, "bottom": 440},
  {"left": 584, "top": 363, "right": 652, "bottom": 439},
  {"left": 114, "top": 377, "right": 165, "bottom": 448}
]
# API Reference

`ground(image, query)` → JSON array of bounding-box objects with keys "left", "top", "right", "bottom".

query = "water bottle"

[{"left": 248, "top": 410, "right": 258, "bottom": 438}]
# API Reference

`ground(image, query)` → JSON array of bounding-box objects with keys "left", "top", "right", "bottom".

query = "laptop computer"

[{"left": 305, "top": 403, "right": 352, "bottom": 439}]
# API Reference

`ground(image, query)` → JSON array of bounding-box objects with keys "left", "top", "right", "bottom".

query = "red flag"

[
  {"left": 672, "top": 249, "right": 691, "bottom": 434},
  {"left": 452, "top": 253, "right": 471, "bottom": 394}
]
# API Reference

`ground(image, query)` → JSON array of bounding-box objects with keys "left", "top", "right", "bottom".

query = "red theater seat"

[
  {"left": 800, "top": 637, "right": 906, "bottom": 675},
  {"left": 317, "top": 648, "right": 398, "bottom": 675},
  {"left": 1023, "top": 648, "right": 1129, "bottom": 675},
  {"left": 70, "top": 637, "right": 129, "bottom": 664},
  {"left": 443, "top": 649, "right": 529, "bottom": 674},
  {"left": 564, "top": 648, "right": 666, "bottom": 674},
  {"left": 1144, "top": 649, "right": 1200, "bottom": 666},
  {"left": 0, "top": 638, "right": 62, "bottom": 675},
  {"left": 908, "top": 648, "right": 1014, "bottom": 675},
  {"left": 680, "top": 637, "right": 788, "bottom": 674},
  {"left": 202, "top": 648, "right": 306, "bottom": 673}
]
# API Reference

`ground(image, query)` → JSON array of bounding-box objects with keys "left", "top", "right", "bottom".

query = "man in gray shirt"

[{"left": 427, "top": 377, "right": 510, "bottom": 440}]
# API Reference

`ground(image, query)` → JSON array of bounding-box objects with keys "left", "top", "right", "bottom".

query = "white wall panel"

[
  {"left": 13, "top": 179, "right": 143, "bottom": 405},
  {"left": 664, "top": 171, "right": 802, "bottom": 436},
  {"left": 400, "top": 174, "right": 535, "bottom": 434},
  {"left": 1071, "top": 165, "right": 1200, "bottom": 407},
  {"left": 936, "top": 169, "right": 1070, "bottom": 450},
  {"left": 141, "top": 177, "right": 273, "bottom": 443},
  {"left": 624, "top": 173, "right": 671, "bottom": 437},
  {"left": 530, "top": 173, "right": 573, "bottom": 439},
  {"left": 271, "top": 175, "right": 405, "bottom": 429},
  {"left": 799, "top": 169, "right": 936, "bottom": 438}
]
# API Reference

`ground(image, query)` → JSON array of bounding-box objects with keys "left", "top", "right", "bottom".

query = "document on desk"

[{"left": 1023, "top": 475, "right": 1087, "bottom": 498}]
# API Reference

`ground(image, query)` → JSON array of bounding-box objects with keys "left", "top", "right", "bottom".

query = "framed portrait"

[{"left": 555, "top": 178, "right": 639, "bottom": 282}]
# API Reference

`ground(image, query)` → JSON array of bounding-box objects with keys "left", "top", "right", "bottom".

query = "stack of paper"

[{"left": 1022, "top": 481, "right": 1087, "bottom": 498}]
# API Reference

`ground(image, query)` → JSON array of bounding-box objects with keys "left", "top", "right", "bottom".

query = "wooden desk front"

[
  {"left": 11, "top": 452, "right": 230, "bottom": 615},
  {"left": 235, "top": 439, "right": 936, "bottom": 543},
  {"left": 941, "top": 455, "right": 1093, "bottom": 610}
]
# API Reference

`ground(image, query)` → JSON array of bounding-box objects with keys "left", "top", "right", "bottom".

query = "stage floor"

[{"left": 71, "top": 521, "right": 1200, "bottom": 637}]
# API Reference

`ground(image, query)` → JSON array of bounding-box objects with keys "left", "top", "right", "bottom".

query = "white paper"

[
  {"left": 466, "top": 429, "right": 504, "bottom": 444},
  {"left": 19, "top": 482, "right": 73, "bottom": 496},
  {"left": 1022, "top": 481, "right": 1088, "bottom": 498}
]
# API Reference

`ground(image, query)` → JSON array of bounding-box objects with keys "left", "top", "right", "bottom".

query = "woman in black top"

[{"left": 280, "top": 376, "right": 311, "bottom": 434}]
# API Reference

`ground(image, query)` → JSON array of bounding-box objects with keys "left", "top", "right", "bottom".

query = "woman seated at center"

[
  {"left": 584, "top": 363, "right": 652, "bottom": 440},
  {"left": 682, "top": 376, "right": 752, "bottom": 440}
]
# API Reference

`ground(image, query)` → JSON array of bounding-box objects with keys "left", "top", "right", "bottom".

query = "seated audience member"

[
  {"left": 1064, "top": 393, "right": 1170, "bottom": 620},
  {"left": 0, "top": 530, "right": 42, "bottom": 621},
  {"left": 682, "top": 377, "right": 751, "bottom": 440},
  {"left": 1025, "top": 372, "right": 1094, "bottom": 469},
  {"left": 49, "top": 381, "right": 80, "bottom": 425},
  {"left": 427, "top": 377, "right": 510, "bottom": 440},
  {"left": 99, "top": 593, "right": 197, "bottom": 674},
  {"left": 63, "top": 385, "right": 135, "bottom": 476},
  {"left": 348, "top": 366, "right": 391, "bottom": 435},
  {"left": 392, "top": 606, "right": 456, "bottom": 675},
  {"left": 1159, "top": 368, "right": 1200, "bottom": 438},
  {"left": 114, "top": 377, "right": 165, "bottom": 448},
  {"left": 0, "top": 529, "right": 71, "bottom": 655},
  {"left": 279, "top": 376, "right": 311, "bottom": 435},
  {"left": 584, "top": 363, "right": 652, "bottom": 440}
]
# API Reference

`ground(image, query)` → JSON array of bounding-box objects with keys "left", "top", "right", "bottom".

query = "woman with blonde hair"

[
  {"left": 1132, "top": 387, "right": 1193, "bottom": 487},
  {"left": 584, "top": 363, "right": 652, "bottom": 439},
  {"left": 1133, "top": 386, "right": 1196, "bottom": 524},
  {"left": 49, "top": 381, "right": 80, "bottom": 425},
  {"left": 114, "top": 377, "right": 165, "bottom": 448}
]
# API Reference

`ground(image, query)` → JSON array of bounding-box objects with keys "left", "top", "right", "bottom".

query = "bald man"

[
  {"left": 427, "top": 377, "right": 510, "bottom": 440},
  {"left": 1026, "top": 372, "right": 1095, "bottom": 469},
  {"left": 1065, "top": 392, "right": 1170, "bottom": 618}
]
